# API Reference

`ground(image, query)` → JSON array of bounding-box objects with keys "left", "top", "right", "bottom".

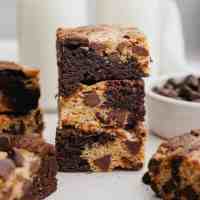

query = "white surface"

[
  {"left": 147, "top": 72, "right": 200, "bottom": 139},
  {"left": 43, "top": 113, "right": 162, "bottom": 200}
]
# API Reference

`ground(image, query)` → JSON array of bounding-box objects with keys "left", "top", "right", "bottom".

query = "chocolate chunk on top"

[
  {"left": 124, "top": 140, "right": 141, "bottom": 154},
  {"left": 0, "top": 159, "right": 15, "bottom": 180},
  {"left": 83, "top": 91, "right": 100, "bottom": 107},
  {"left": 94, "top": 155, "right": 111, "bottom": 171}
]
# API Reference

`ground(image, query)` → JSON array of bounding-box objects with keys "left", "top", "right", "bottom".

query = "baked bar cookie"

[
  {"left": 0, "top": 109, "right": 43, "bottom": 136},
  {"left": 57, "top": 25, "right": 150, "bottom": 96},
  {"left": 143, "top": 130, "right": 200, "bottom": 199},
  {"left": 0, "top": 61, "right": 40, "bottom": 114},
  {"left": 59, "top": 79, "right": 145, "bottom": 130},
  {"left": 56, "top": 123, "right": 146, "bottom": 172},
  {"left": 0, "top": 134, "right": 57, "bottom": 200}
]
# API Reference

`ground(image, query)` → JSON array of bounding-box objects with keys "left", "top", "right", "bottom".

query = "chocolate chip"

[
  {"left": 83, "top": 91, "right": 100, "bottom": 107},
  {"left": 162, "top": 179, "right": 176, "bottom": 194},
  {"left": 181, "top": 186, "right": 198, "bottom": 200},
  {"left": 12, "top": 149, "right": 24, "bottom": 167},
  {"left": 153, "top": 75, "right": 200, "bottom": 103},
  {"left": 124, "top": 140, "right": 141, "bottom": 154},
  {"left": 0, "top": 159, "right": 15, "bottom": 180},
  {"left": 94, "top": 155, "right": 111, "bottom": 171},
  {"left": 171, "top": 156, "right": 183, "bottom": 183},
  {"left": 132, "top": 46, "right": 149, "bottom": 56},
  {"left": 142, "top": 172, "right": 151, "bottom": 185},
  {"left": 148, "top": 158, "right": 161, "bottom": 175},
  {"left": 107, "top": 109, "right": 126, "bottom": 127},
  {"left": 0, "top": 136, "right": 11, "bottom": 152}
]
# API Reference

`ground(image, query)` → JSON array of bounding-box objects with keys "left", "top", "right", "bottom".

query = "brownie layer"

[
  {"left": 143, "top": 130, "right": 200, "bottom": 199},
  {"left": 59, "top": 79, "right": 145, "bottom": 130},
  {"left": 0, "top": 109, "right": 43, "bottom": 136},
  {"left": 0, "top": 135, "right": 57, "bottom": 200},
  {"left": 56, "top": 124, "right": 146, "bottom": 172},
  {"left": 57, "top": 25, "right": 150, "bottom": 97},
  {"left": 0, "top": 61, "right": 40, "bottom": 114}
]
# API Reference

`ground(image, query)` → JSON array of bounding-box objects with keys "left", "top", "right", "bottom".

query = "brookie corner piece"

[
  {"left": 143, "top": 130, "right": 200, "bottom": 199},
  {"left": 56, "top": 25, "right": 150, "bottom": 97},
  {"left": 56, "top": 123, "right": 147, "bottom": 172},
  {"left": 0, "top": 134, "right": 57, "bottom": 200},
  {"left": 0, "top": 61, "right": 40, "bottom": 114}
]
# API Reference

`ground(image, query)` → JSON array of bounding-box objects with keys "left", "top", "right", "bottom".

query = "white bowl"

[{"left": 146, "top": 72, "right": 200, "bottom": 139}]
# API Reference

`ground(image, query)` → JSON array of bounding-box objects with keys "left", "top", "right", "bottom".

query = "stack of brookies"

[
  {"left": 56, "top": 25, "right": 150, "bottom": 172},
  {"left": 0, "top": 61, "right": 43, "bottom": 136}
]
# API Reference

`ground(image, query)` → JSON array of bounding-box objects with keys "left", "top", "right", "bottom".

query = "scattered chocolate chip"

[
  {"left": 162, "top": 179, "right": 176, "bottom": 194},
  {"left": 124, "top": 140, "right": 141, "bottom": 154},
  {"left": 142, "top": 172, "right": 151, "bottom": 184},
  {"left": 107, "top": 109, "right": 126, "bottom": 127},
  {"left": 153, "top": 75, "right": 200, "bottom": 103},
  {"left": 181, "top": 186, "right": 198, "bottom": 200},
  {"left": 0, "top": 159, "right": 15, "bottom": 180},
  {"left": 94, "top": 155, "right": 111, "bottom": 171},
  {"left": 148, "top": 158, "right": 161, "bottom": 175},
  {"left": 171, "top": 156, "right": 183, "bottom": 183},
  {"left": 132, "top": 46, "right": 149, "bottom": 56},
  {"left": 83, "top": 91, "right": 100, "bottom": 107},
  {"left": 0, "top": 136, "right": 11, "bottom": 152},
  {"left": 191, "top": 130, "right": 200, "bottom": 137},
  {"left": 12, "top": 149, "right": 24, "bottom": 167}
]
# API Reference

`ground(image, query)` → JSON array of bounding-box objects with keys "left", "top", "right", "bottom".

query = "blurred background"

[{"left": 0, "top": 0, "right": 199, "bottom": 110}]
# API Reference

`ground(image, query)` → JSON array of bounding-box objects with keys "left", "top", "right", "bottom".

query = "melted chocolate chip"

[
  {"left": 124, "top": 140, "right": 141, "bottom": 154},
  {"left": 171, "top": 156, "right": 183, "bottom": 183},
  {"left": 0, "top": 159, "right": 15, "bottom": 180},
  {"left": 107, "top": 109, "right": 126, "bottom": 127},
  {"left": 94, "top": 155, "right": 111, "bottom": 171},
  {"left": 148, "top": 158, "right": 161, "bottom": 175},
  {"left": 142, "top": 172, "right": 151, "bottom": 185},
  {"left": 83, "top": 91, "right": 100, "bottom": 107},
  {"left": 162, "top": 179, "right": 176, "bottom": 194}
]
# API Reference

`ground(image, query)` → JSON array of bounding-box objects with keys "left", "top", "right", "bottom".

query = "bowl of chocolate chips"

[{"left": 147, "top": 73, "right": 200, "bottom": 139}]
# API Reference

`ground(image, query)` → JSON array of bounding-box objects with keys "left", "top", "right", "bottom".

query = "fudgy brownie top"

[
  {"left": 152, "top": 130, "right": 200, "bottom": 161},
  {"left": 57, "top": 25, "right": 150, "bottom": 64},
  {"left": 0, "top": 61, "right": 39, "bottom": 78}
]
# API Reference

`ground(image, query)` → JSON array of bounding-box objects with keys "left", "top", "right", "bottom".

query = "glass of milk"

[
  {"left": 17, "top": 0, "right": 89, "bottom": 111},
  {"left": 96, "top": 0, "right": 161, "bottom": 77}
]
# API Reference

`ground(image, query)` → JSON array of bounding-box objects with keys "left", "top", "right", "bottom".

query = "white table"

[{"left": 44, "top": 113, "right": 162, "bottom": 200}]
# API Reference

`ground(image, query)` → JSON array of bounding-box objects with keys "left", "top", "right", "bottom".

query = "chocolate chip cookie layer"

[
  {"left": 0, "top": 109, "right": 43, "bottom": 136},
  {"left": 0, "top": 134, "right": 57, "bottom": 200},
  {"left": 59, "top": 79, "right": 145, "bottom": 130},
  {"left": 143, "top": 130, "right": 200, "bottom": 199}
]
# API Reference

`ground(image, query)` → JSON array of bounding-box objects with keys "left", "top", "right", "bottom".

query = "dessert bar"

[
  {"left": 143, "top": 130, "right": 200, "bottom": 199},
  {"left": 0, "top": 134, "right": 57, "bottom": 200},
  {"left": 56, "top": 123, "right": 146, "bottom": 172},
  {"left": 57, "top": 25, "right": 150, "bottom": 97}
]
